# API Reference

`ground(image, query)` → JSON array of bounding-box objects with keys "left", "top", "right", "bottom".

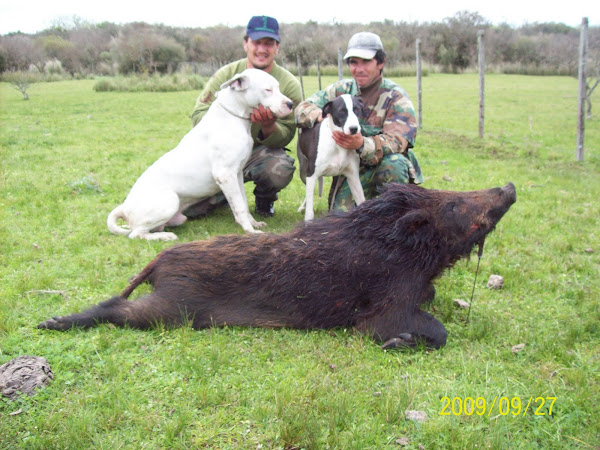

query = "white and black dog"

[
  {"left": 297, "top": 94, "right": 366, "bottom": 221},
  {"left": 107, "top": 69, "right": 294, "bottom": 240}
]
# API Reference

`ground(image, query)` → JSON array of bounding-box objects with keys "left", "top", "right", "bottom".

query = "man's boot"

[{"left": 255, "top": 195, "right": 276, "bottom": 217}]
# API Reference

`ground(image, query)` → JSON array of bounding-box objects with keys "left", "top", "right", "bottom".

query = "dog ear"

[
  {"left": 322, "top": 100, "right": 333, "bottom": 118},
  {"left": 220, "top": 73, "right": 249, "bottom": 91},
  {"left": 353, "top": 97, "right": 365, "bottom": 116}
]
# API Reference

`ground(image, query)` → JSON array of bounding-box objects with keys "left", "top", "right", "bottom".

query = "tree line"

[{"left": 1, "top": 11, "right": 598, "bottom": 77}]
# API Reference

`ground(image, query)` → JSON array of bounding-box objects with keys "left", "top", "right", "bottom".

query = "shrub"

[
  {"left": 44, "top": 59, "right": 64, "bottom": 75},
  {"left": 93, "top": 73, "right": 205, "bottom": 92}
]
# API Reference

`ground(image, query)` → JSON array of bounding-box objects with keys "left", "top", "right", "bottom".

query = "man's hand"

[
  {"left": 250, "top": 104, "right": 277, "bottom": 138},
  {"left": 332, "top": 130, "right": 364, "bottom": 151}
]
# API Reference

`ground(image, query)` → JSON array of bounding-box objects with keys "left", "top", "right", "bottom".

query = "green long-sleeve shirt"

[{"left": 191, "top": 59, "right": 302, "bottom": 149}]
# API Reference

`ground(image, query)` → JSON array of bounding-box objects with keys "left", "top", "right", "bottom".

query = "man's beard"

[{"left": 250, "top": 56, "right": 272, "bottom": 70}]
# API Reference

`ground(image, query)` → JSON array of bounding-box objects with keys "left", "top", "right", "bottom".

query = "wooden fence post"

[
  {"left": 416, "top": 38, "right": 422, "bottom": 129},
  {"left": 317, "top": 56, "right": 322, "bottom": 91},
  {"left": 338, "top": 48, "right": 343, "bottom": 80},
  {"left": 576, "top": 17, "right": 588, "bottom": 162},
  {"left": 297, "top": 54, "right": 305, "bottom": 101},
  {"left": 478, "top": 30, "right": 485, "bottom": 138}
]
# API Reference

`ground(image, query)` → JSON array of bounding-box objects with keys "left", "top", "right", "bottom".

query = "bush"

[
  {"left": 93, "top": 73, "right": 205, "bottom": 92},
  {"left": 96, "top": 61, "right": 117, "bottom": 76},
  {"left": 44, "top": 59, "right": 64, "bottom": 75},
  {"left": 489, "top": 63, "right": 577, "bottom": 76}
]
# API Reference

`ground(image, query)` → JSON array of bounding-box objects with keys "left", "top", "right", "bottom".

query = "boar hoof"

[
  {"left": 381, "top": 333, "right": 415, "bottom": 349},
  {"left": 37, "top": 317, "right": 69, "bottom": 330}
]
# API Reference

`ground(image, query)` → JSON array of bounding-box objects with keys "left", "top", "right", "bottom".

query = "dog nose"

[
  {"left": 286, "top": 101, "right": 294, "bottom": 110},
  {"left": 349, "top": 126, "right": 358, "bottom": 135}
]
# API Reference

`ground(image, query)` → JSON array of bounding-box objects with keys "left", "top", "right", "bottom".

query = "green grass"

[{"left": 1, "top": 74, "right": 599, "bottom": 449}]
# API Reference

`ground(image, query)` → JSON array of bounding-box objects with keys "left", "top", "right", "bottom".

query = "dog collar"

[{"left": 216, "top": 99, "right": 252, "bottom": 121}]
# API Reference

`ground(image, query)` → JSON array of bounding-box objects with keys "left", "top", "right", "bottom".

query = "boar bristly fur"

[{"left": 38, "top": 182, "right": 516, "bottom": 349}]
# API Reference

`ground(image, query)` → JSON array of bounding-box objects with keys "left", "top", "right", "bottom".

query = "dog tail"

[{"left": 107, "top": 204, "right": 131, "bottom": 236}]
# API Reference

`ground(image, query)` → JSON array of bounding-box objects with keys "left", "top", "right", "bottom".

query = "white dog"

[
  {"left": 107, "top": 69, "right": 294, "bottom": 240},
  {"left": 297, "top": 94, "right": 366, "bottom": 221}
]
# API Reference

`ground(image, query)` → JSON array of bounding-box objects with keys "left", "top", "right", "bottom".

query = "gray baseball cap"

[{"left": 343, "top": 32, "right": 384, "bottom": 60}]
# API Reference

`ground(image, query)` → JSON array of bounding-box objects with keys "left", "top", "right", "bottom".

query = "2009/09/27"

[{"left": 440, "top": 396, "right": 557, "bottom": 417}]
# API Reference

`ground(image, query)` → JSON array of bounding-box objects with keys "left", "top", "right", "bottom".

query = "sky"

[{"left": 0, "top": 0, "right": 598, "bottom": 35}]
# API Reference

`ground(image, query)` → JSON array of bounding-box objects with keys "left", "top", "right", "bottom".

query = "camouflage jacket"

[
  {"left": 295, "top": 76, "right": 417, "bottom": 167},
  {"left": 190, "top": 59, "right": 302, "bottom": 149}
]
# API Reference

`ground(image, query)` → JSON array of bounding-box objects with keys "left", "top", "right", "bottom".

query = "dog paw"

[
  {"left": 134, "top": 232, "right": 178, "bottom": 241},
  {"left": 157, "top": 232, "right": 179, "bottom": 241},
  {"left": 253, "top": 220, "right": 267, "bottom": 228}
]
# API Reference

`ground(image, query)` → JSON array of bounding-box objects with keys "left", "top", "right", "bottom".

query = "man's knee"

[
  {"left": 266, "top": 152, "right": 295, "bottom": 189},
  {"left": 373, "top": 154, "right": 411, "bottom": 185},
  {"left": 246, "top": 147, "right": 295, "bottom": 197},
  {"left": 331, "top": 154, "right": 412, "bottom": 211}
]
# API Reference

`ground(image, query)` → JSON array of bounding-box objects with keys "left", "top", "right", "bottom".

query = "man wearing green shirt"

[
  {"left": 186, "top": 15, "right": 302, "bottom": 218},
  {"left": 295, "top": 32, "right": 422, "bottom": 212}
]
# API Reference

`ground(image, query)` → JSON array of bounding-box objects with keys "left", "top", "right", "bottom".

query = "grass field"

[{"left": 1, "top": 74, "right": 599, "bottom": 449}]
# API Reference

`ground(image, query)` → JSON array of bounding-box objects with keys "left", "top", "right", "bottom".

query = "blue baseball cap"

[{"left": 246, "top": 16, "right": 280, "bottom": 42}]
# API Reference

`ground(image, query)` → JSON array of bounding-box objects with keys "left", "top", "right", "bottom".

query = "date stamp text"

[{"left": 440, "top": 396, "right": 556, "bottom": 417}]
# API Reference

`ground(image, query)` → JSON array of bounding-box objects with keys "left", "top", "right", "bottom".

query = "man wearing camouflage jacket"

[
  {"left": 295, "top": 32, "right": 423, "bottom": 211},
  {"left": 186, "top": 15, "right": 302, "bottom": 218}
]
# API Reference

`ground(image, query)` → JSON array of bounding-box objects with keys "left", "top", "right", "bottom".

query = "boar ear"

[{"left": 390, "top": 210, "right": 433, "bottom": 242}]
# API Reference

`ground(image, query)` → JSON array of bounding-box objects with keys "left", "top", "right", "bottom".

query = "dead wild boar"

[{"left": 38, "top": 182, "right": 517, "bottom": 349}]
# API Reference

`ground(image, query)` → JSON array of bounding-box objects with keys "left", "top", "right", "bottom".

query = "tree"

[
  {"left": 0, "top": 15, "right": 598, "bottom": 77},
  {"left": 2, "top": 70, "right": 40, "bottom": 99},
  {"left": 429, "top": 11, "right": 490, "bottom": 71},
  {"left": 0, "top": 33, "right": 45, "bottom": 71},
  {"left": 68, "top": 25, "right": 116, "bottom": 74},
  {"left": 111, "top": 24, "right": 186, "bottom": 74},
  {"left": 188, "top": 26, "right": 244, "bottom": 67},
  {"left": 40, "top": 34, "right": 80, "bottom": 74}
]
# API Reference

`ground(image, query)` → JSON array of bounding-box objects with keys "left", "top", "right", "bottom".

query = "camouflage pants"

[
  {"left": 330, "top": 150, "right": 424, "bottom": 212},
  {"left": 183, "top": 145, "right": 295, "bottom": 218}
]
